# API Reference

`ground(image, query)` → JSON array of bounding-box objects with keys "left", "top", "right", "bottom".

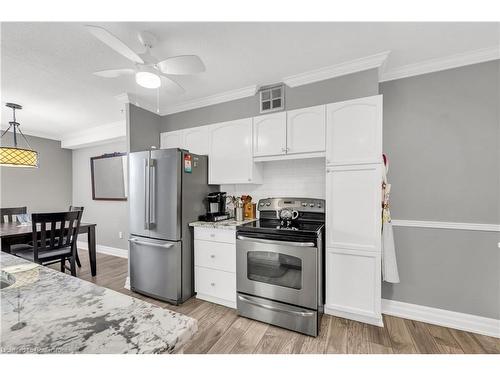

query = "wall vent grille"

[{"left": 258, "top": 84, "right": 285, "bottom": 113}]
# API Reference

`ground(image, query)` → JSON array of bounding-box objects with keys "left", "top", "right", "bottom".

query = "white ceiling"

[{"left": 1, "top": 22, "right": 498, "bottom": 140}]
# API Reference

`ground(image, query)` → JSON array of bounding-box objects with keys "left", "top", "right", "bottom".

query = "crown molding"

[
  {"left": 161, "top": 85, "right": 258, "bottom": 115},
  {"left": 0, "top": 127, "right": 62, "bottom": 141},
  {"left": 283, "top": 51, "right": 391, "bottom": 88},
  {"left": 380, "top": 46, "right": 500, "bottom": 82}
]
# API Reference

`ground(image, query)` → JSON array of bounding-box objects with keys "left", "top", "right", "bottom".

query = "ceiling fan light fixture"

[{"left": 135, "top": 71, "right": 161, "bottom": 89}]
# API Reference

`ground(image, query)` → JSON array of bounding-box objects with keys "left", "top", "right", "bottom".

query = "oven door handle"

[
  {"left": 237, "top": 235, "right": 315, "bottom": 247},
  {"left": 238, "top": 295, "right": 315, "bottom": 317}
]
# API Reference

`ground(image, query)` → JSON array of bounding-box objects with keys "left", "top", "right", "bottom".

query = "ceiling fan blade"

[
  {"left": 93, "top": 69, "right": 135, "bottom": 78},
  {"left": 160, "top": 75, "right": 185, "bottom": 94},
  {"left": 86, "top": 25, "right": 144, "bottom": 64},
  {"left": 158, "top": 55, "right": 205, "bottom": 75}
]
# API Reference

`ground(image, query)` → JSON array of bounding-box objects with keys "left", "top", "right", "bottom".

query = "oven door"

[{"left": 236, "top": 234, "right": 318, "bottom": 309}]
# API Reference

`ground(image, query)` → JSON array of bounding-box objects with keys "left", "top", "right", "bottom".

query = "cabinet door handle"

[{"left": 210, "top": 254, "right": 215, "bottom": 258}]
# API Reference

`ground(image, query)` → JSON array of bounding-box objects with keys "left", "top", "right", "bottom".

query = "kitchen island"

[{"left": 0, "top": 253, "right": 197, "bottom": 354}]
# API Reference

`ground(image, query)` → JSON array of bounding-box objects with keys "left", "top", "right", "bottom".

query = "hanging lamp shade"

[
  {"left": 0, "top": 103, "right": 39, "bottom": 168},
  {"left": 0, "top": 147, "right": 38, "bottom": 168}
]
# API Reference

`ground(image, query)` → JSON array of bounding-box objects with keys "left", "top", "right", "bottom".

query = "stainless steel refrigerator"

[{"left": 128, "top": 148, "right": 217, "bottom": 304}]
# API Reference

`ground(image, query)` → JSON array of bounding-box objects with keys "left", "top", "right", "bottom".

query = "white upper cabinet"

[
  {"left": 183, "top": 126, "right": 209, "bottom": 155},
  {"left": 286, "top": 105, "right": 326, "bottom": 154},
  {"left": 160, "top": 130, "right": 183, "bottom": 149},
  {"left": 252, "top": 111, "right": 287, "bottom": 157},
  {"left": 208, "top": 118, "right": 261, "bottom": 184},
  {"left": 326, "top": 95, "right": 382, "bottom": 166}
]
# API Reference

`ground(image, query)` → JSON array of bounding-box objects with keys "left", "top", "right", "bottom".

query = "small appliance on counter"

[{"left": 201, "top": 192, "right": 230, "bottom": 222}]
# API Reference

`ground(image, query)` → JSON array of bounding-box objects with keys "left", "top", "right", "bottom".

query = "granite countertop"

[
  {"left": 0, "top": 253, "right": 197, "bottom": 354},
  {"left": 189, "top": 218, "right": 258, "bottom": 230}
]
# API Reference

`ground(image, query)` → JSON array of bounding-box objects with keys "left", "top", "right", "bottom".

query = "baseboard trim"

[
  {"left": 196, "top": 293, "right": 236, "bottom": 309},
  {"left": 77, "top": 241, "right": 128, "bottom": 259},
  {"left": 382, "top": 299, "right": 500, "bottom": 338},
  {"left": 325, "top": 307, "right": 384, "bottom": 327}
]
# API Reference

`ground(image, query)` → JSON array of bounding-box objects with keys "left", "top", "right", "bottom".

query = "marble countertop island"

[
  {"left": 189, "top": 218, "right": 257, "bottom": 230},
  {"left": 0, "top": 253, "right": 197, "bottom": 354}
]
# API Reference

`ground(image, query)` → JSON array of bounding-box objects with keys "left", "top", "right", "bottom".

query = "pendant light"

[{"left": 0, "top": 103, "right": 39, "bottom": 168}]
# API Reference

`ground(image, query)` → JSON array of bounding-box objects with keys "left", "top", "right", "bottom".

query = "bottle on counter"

[{"left": 235, "top": 197, "right": 244, "bottom": 221}]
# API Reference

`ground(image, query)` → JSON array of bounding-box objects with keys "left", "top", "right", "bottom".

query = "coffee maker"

[{"left": 202, "top": 192, "right": 230, "bottom": 222}]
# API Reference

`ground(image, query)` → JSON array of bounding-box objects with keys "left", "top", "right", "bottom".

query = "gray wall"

[
  {"left": 381, "top": 61, "right": 499, "bottom": 223},
  {"left": 380, "top": 60, "right": 500, "bottom": 319},
  {"left": 72, "top": 141, "right": 128, "bottom": 250},
  {"left": 383, "top": 228, "right": 499, "bottom": 319},
  {"left": 0, "top": 134, "right": 72, "bottom": 212},
  {"left": 161, "top": 69, "right": 379, "bottom": 131},
  {"left": 127, "top": 104, "right": 161, "bottom": 152}
]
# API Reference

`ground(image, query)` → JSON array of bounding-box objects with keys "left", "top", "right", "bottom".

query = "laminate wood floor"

[{"left": 53, "top": 251, "right": 500, "bottom": 354}]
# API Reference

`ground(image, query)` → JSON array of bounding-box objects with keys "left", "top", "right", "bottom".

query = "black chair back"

[
  {"left": 69, "top": 206, "right": 84, "bottom": 212},
  {"left": 31, "top": 211, "right": 83, "bottom": 263},
  {"left": 0, "top": 206, "right": 27, "bottom": 223}
]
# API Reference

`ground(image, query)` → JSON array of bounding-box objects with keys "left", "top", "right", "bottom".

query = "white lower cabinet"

[
  {"left": 325, "top": 248, "right": 382, "bottom": 326},
  {"left": 194, "top": 227, "right": 236, "bottom": 308},
  {"left": 194, "top": 240, "right": 235, "bottom": 273},
  {"left": 195, "top": 267, "right": 236, "bottom": 307}
]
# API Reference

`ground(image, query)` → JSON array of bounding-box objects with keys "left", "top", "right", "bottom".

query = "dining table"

[{"left": 0, "top": 222, "right": 97, "bottom": 276}]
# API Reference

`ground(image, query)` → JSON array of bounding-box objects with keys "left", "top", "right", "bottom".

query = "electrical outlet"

[{"left": 118, "top": 231, "right": 123, "bottom": 239}]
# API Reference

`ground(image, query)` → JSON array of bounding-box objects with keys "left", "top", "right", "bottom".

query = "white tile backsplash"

[{"left": 221, "top": 158, "right": 326, "bottom": 203}]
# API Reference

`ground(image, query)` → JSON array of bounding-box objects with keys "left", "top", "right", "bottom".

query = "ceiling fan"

[{"left": 86, "top": 25, "right": 205, "bottom": 93}]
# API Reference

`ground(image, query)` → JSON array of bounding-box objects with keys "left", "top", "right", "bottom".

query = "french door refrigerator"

[{"left": 129, "top": 148, "right": 216, "bottom": 304}]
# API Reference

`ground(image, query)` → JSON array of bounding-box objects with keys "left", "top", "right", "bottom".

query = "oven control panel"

[{"left": 257, "top": 197, "right": 325, "bottom": 213}]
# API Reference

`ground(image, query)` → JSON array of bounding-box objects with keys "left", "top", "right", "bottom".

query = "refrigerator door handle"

[
  {"left": 144, "top": 158, "right": 150, "bottom": 230},
  {"left": 149, "top": 159, "right": 156, "bottom": 225},
  {"left": 128, "top": 237, "right": 175, "bottom": 248}
]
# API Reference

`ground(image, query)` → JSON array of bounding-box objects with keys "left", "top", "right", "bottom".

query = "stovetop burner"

[{"left": 278, "top": 220, "right": 300, "bottom": 230}]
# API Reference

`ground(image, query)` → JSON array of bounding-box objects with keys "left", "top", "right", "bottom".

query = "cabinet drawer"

[
  {"left": 194, "top": 227, "right": 236, "bottom": 244},
  {"left": 195, "top": 240, "right": 236, "bottom": 272},
  {"left": 195, "top": 266, "right": 236, "bottom": 303}
]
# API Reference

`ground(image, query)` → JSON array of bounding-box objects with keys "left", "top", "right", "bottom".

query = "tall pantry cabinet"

[{"left": 324, "top": 95, "right": 384, "bottom": 327}]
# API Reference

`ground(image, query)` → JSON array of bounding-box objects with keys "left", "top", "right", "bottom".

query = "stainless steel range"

[{"left": 236, "top": 197, "right": 325, "bottom": 336}]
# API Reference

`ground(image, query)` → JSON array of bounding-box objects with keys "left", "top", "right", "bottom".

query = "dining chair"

[
  {"left": 0, "top": 206, "right": 27, "bottom": 223},
  {"left": 69, "top": 206, "right": 84, "bottom": 268},
  {"left": 14, "top": 210, "right": 83, "bottom": 276},
  {"left": 0, "top": 206, "right": 33, "bottom": 253}
]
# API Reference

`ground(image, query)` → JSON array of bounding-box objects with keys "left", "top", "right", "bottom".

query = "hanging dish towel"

[{"left": 381, "top": 155, "right": 400, "bottom": 283}]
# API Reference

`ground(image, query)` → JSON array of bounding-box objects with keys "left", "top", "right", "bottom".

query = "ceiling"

[{"left": 1, "top": 22, "right": 498, "bottom": 140}]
